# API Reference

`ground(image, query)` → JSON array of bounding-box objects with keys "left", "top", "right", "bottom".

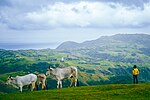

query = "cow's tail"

[
  {"left": 76, "top": 79, "right": 79, "bottom": 86},
  {"left": 74, "top": 67, "right": 79, "bottom": 86}
]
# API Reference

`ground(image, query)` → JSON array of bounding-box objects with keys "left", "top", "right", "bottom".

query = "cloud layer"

[{"left": 0, "top": 0, "right": 150, "bottom": 30}]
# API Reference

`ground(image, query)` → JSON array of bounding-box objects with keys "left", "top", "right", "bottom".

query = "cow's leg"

[
  {"left": 57, "top": 81, "right": 60, "bottom": 88},
  {"left": 42, "top": 80, "right": 46, "bottom": 90},
  {"left": 74, "top": 78, "right": 77, "bottom": 86},
  {"left": 19, "top": 86, "right": 22, "bottom": 92},
  {"left": 75, "top": 80, "right": 77, "bottom": 86},
  {"left": 18, "top": 84, "right": 23, "bottom": 92},
  {"left": 36, "top": 82, "right": 39, "bottom": 90},
  {"left": 45, "top": 80, "right": 48, "bottom": 90},
  {"left": 28, "top": 84, "right": 31, "bottom": 90},
  {"left": 33, "top": 81, "right": 36, "bottom": 91},
  {"left": 42, "top": 83, "right": 46, "bottom": 90},
  {"left": 70, "top": 80, "right": 73, "bottom": 87},
  {"left": 59, "top": 81, "right": 62, "bottom": 88},
  {"left": 31, "top": 81, "right": 36, "bottom": 91}
]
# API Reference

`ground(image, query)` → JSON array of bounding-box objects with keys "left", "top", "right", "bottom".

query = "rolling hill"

[
  {"left": 56, "top": 34, "right": 150, "bottom": 85},
  {"left": 56, "top": 34, "right": 150, "bottom": 50},
  {"left": 0, "top": 34, "right": 150, "bottom": 93}
]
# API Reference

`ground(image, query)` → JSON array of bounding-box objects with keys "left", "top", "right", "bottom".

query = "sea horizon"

[{"left": 0, "top": 42, "right": 60, "bottom": 50}]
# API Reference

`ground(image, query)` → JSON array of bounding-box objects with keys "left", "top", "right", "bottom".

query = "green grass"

[{"left": 0, "top": 83, "right": 149, "bottom": 100}]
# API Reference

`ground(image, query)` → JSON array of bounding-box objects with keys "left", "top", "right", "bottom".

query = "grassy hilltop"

[{"left": 0, "top": 83, "right": 149, "bottom": 100}]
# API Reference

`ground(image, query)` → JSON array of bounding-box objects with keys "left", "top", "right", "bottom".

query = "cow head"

[
  {"left": 6, "top": 76, "right": 14, "bottom": 85},
  {"left": 46, "top": 66, "right": 53, "bottom": 76}
]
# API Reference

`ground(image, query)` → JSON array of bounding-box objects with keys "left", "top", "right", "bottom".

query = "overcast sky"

[{"left": 0, "top": 0, "right": 150, "bottom": 48}]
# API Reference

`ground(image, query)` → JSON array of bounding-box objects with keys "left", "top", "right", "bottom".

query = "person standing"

[{"left": 132, "top": 65, "right": 139, "bottom": 84}]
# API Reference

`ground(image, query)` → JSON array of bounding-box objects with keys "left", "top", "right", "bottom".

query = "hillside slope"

[
  {"left": 55, "top": 34, "right": 150, "bottom": 85},
  {"left": 56, "top": 34, "right": 150, "bottom": 50},
  {"left": 0, "top": 84, "right": 149, "bottom": 100}
]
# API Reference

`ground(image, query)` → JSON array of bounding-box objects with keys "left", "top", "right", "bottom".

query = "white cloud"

[
  {"left": 1, "top": 1, "right": 150, "bottom": 30},
  {"left": 24, "top": 1, "right": 150, "bottom": 29}
]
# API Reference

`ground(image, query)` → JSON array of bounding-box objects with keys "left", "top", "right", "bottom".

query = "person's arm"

[{"left": 132, "top": 70, "right": 134, "bottom": 75}]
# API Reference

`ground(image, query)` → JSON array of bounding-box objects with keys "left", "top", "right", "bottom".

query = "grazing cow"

[
  {"left": 36, "top": 74, "right": 47, "bottom": 90},
  {"left": 46, "top": 66, "right": 79, "bottom": 88},
  {"left": 6, "top": 73, "right": 37, "bottom": 92}
]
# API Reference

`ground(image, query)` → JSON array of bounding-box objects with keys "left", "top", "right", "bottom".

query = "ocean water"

[{"left": 0, "top": 43, "right": 59, "bottom": 50}]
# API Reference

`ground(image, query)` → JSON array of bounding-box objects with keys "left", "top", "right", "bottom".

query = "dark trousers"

[{"left": 133, "top": 75, "right": 138, "bottom": 84}]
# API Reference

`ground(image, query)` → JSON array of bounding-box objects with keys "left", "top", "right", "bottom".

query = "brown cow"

[{"left": 36, "top": 74, "right": 47, "bottom": 90}]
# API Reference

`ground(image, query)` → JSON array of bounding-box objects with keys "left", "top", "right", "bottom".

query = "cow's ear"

[
  {"left": 50, "top": 68, "right": 53, "bottom": 71},
  {"left": 7, "top": 76, "right": 10, "bottom": 79},
  {"left": 9, "top": 75, "right": 12, "bottom": 78},
  {"left": 9, "top": 75, "right": 13, "bottom": 80}
]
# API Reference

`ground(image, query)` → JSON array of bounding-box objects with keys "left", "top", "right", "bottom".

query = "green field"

[{"left": 0, "top": 83, "right": 149, "bottom": 100}]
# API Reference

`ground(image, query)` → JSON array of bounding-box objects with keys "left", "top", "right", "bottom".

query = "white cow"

[
  {"left": 46, "top": 66, "right": 79, "bottom": 88},
  {"left": 6, "top": 73, "right": 37, "bottom": 92}
]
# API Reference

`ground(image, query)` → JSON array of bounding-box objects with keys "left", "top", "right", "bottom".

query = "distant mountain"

[
  {"left": 111, "top": 34, "right": 150, "bottom": 47},
  {"left": 56, "top": 34, "right": 150, "bottom": 50},
  {"left": 56, "top": 41, "right": 79, "bottom": 50}
]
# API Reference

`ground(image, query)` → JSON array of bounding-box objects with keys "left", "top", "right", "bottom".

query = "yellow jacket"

[{"left": 132, "top": 68, "right": 139, "bottom": 75}]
